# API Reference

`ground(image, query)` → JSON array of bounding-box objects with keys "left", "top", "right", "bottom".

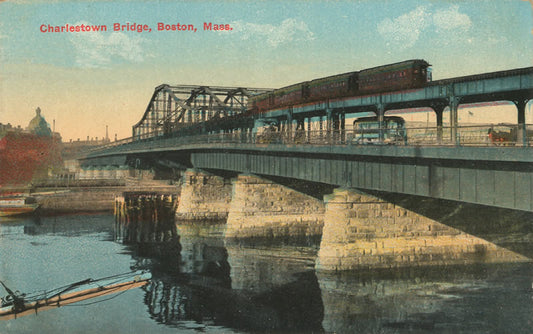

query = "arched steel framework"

[{"left": 132, "top": 84, "right": 272, "bottom": 139}]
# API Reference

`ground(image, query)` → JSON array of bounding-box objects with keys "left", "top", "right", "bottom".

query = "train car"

[
  {"left": 249, "top": 92, "right": 271, "bottom": 114},
  {"left": 358, "top": 59, "right": 431, "bottom": 93},
  {"left": 248, "top": 59, "right": 432, "bottom": 115},
  {"left": 272, "top": 82, "right": 307, "bottom": 108},
  {"left": 308, "top": 71, "right": 357, "bottom": 101}
]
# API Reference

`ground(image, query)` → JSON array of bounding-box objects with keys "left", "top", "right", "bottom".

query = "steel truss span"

[{"left": 132, "top": 84, "right": 272, "bottom": 140}]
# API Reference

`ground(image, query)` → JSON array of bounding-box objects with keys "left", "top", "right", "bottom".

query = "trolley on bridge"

[{"left": 351, "top": 116, "right": 407, "bottom": 144}]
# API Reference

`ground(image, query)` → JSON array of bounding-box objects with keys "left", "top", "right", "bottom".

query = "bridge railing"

[
  {"left": 88, "top": 123, "right": 533, "bottom": 154},
  {"left": 253, "top": 124, "right": 533, "bottom": 147}
]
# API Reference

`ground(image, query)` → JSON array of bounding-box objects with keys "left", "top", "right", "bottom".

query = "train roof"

[
  {"left": 308, "top": 71, "right": 355, "bottom": 87},
  {"left": 272, "top": 82, "right": 305, "bottom": 95},
  {"left": 359, "top": 59, "right": 431, "bottom": 76}
]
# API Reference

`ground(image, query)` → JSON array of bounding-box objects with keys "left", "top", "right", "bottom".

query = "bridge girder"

[{"left": 132, "top": 84, "right": 272, "bottom": 139}]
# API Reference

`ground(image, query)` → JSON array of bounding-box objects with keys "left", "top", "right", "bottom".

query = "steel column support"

[
  {"left": 432, "top": 104, "right": 446, "bottom": 144},
  {"left": 515, "top": 98, "right": 529, "bottom": 146},
  {"left": 287, "top": 109, "right": 293, "bottom": 142},
  {"left": 319, "top": 116, "right": 324, "bottom": 141},
  {"left": 340, "top": 111, "right": 346, "bottom": 143},
  {"left": 203, "top": 94, "right": 208, "bottom": 120},
  {"left": 193, "top": 94, "right": 198, "bottom": 123},
  {"left": 326, "top": 108, "right": 332, "bottom": 143},
  {"left": 307, "top": 117, "right": 312, "bottom": 143},
  {"left": 332, "top": 112, "right": 340, "bottom": 143},
  {"left": 449, "top": 96, "right": 460, "bottom": 145},
  {"left": 377, "top": 103, "right": 385, "bottom": 142}
]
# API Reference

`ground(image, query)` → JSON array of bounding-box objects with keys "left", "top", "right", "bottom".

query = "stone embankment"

[{"left": 32, "top": 177, "right": 179, "bottom": 214}]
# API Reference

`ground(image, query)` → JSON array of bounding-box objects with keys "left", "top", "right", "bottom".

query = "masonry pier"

[
  {"left": 175, "top": 169, "right": 232, "bottom": 222},
  {"left": 316, "top": 188, "right": 529, "bottom": 271},
  {"left": 225, "top": 174, "right": 325, "bottom": 241}
]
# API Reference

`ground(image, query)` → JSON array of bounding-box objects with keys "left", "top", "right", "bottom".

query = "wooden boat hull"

[
  {"left": 0, "top": 204, "right": 39, "bottom": 217},
  {"left": 0, "top": 272, "right": 151, "bottom": 320}
]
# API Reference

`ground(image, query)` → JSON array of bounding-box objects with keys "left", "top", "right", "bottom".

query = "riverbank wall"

[{"left": 32, "top": 178, "right": 179, "bottom": 214}]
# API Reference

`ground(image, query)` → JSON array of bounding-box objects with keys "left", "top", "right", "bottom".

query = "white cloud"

[
  {"left": 69, "top": 21, "right": 146, "bottom": 68},
  {"left": 433, "top": 5, "right": 471, "bottom": 31},
  {"left": 377, "top": 5, "right": 472, "bottom": 50},
  {"left": 377, "top": 6, "right": 430, "bottom": 49},
  {"left": 231, "top": 18, "right": 314, "bottom": 47}
]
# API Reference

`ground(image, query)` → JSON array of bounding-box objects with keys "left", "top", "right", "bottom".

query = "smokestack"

[{"left": 106, "top": 125, "right": 109, "bottom": 140}]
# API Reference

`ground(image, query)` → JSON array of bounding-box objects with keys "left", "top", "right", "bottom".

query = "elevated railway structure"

[
  {"left": 261, "top": 65, "right": 533, "bottom": 145},
  {"left": 83, "top": 66, "right": 533, "bottom": 212}
]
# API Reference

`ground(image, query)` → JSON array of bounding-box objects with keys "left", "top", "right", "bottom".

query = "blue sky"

[{"left": 0, "top": 0, "right": 532, "bottom": 140}]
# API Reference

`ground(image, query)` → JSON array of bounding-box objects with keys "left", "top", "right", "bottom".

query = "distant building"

[{"left": 27, "top": 107, "right": 52, "bottom": 137}]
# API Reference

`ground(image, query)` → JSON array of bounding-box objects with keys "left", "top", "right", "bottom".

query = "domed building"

[{"left": 27, "top": 107, "right": 52, "bottom": 137}]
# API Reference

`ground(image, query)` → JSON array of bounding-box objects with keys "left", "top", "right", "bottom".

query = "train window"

[{"left": 426, "top": 67, "right": 433, "bottom": 82}]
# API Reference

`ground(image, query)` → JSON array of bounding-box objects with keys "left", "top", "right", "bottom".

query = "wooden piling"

[{"left": 114, "top": 192, "right": 178, "bottom": 244}]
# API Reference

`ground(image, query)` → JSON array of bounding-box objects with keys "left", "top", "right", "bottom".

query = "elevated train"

[{"left": 249, "top": 59, "right": 432, "bottom": 114}]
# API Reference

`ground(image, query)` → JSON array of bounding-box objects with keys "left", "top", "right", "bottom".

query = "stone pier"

[
  {"left": 316, "top": 188, "right": 529, "bottom": 271},
  {"left": 175, "top": 169, "right": 232, "bottom": 222},
  {"left": 225, "top": 174, "right": 325, "bottom": 239}
]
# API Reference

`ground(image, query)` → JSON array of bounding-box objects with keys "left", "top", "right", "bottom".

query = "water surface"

[{"left": 1, "top": 214, "right": 532, "bottom": 333}]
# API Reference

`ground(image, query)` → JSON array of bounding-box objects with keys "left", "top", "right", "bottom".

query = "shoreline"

[{"left": 1, "top": 179, "right": 180, "bottom": 215}]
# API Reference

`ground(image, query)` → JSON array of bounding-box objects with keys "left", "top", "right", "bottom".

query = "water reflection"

[
  {"left": 113, "top": 212, "right": 533, "bottom": 334},
  {"left": 22, "top": 213, "right": 112, "bottom": 236},
  {"left": 142, "top": 267, "right": 324, "bottom": 332},
  {"left": 117, "top": 216, "right": 325, "bottom": 332},
  {"left": 177, "top": 223, "right": 231, "bottom": 286},
  {"left": 318, "top": 265, "right": 533, "bottom": 334}
]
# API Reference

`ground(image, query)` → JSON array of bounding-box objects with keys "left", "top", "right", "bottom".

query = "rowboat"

[
  {"left": 0, "top": 196, "right": 40, "bottom": 217},
  {"left": 0, "top": 270, "right": 151, "bottom": 320}
]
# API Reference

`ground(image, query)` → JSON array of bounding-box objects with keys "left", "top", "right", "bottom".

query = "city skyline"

[{"left": 1, "top": 0, "right": 532, "bottom": 141}]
